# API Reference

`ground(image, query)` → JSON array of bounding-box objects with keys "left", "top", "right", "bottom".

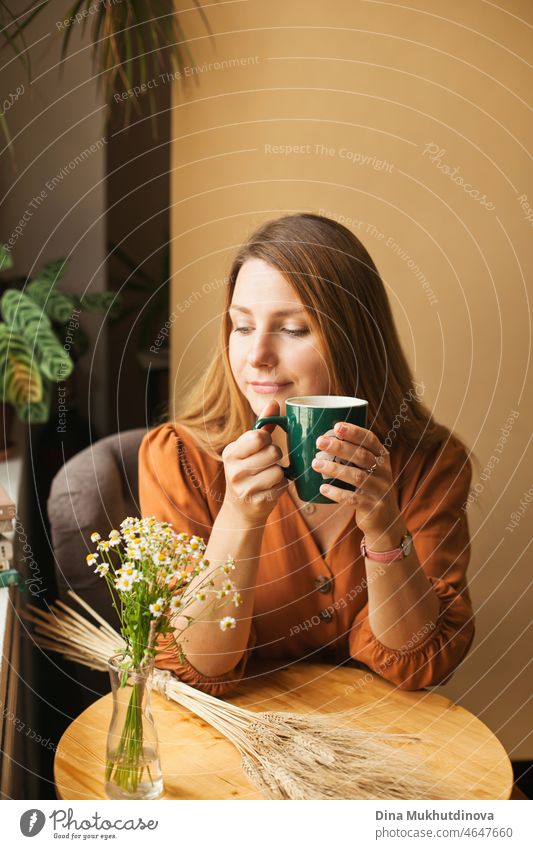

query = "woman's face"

[{"left": 228, "top": 258, "right": 333, "bottom": 417}]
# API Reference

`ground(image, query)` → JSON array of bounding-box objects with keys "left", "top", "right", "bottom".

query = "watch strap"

[{"left": 360, "top": 532, "right": 412, "bottom": 563}]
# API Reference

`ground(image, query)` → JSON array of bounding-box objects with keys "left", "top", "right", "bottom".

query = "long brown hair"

[{"left": 173, "top": 213, "right": 469, "bottom": 462}]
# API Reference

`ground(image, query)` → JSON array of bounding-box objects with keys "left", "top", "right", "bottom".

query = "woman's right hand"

[{"left": 221, "top": 400, "right": 289, "bottom": 523}]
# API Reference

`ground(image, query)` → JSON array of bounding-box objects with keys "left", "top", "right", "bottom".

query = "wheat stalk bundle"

[{"left": 23, "top": 591, "right": 462, "bottom": 800}]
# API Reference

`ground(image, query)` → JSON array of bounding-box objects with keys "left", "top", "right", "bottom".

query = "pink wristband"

[{"left": 360, "top": 532, "right": 413, "bottom": 563}]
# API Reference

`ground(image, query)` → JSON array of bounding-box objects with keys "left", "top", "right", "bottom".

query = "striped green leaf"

[
  {"left": 27, "top": 279, "right": 77, "bottom": 324},
  {"left": 1, "top": 289, "right": 73, "bottom": 381},
  {"left": 0, "top": 324, "right": 43, "bottom": 406}
]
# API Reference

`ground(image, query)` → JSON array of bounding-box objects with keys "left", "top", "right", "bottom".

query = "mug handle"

[{"left": 252, "top": 416, "right": 297, "bottom": 480}]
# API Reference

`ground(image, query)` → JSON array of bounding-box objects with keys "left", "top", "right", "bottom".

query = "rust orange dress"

[{"left": 139, "top": 423, "right": 475, "bottom": 697}]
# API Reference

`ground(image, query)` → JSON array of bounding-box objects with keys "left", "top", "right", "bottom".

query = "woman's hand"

[
  {"left": 221, "top": 400, "right": 289, "bottom": 524},
  {"left": 311, "top": 421, "right": 402, "bottom": 539}
]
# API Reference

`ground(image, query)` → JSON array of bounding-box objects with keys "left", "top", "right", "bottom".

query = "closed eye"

[{"left": 233, "top": 327, "right": 309, "bottom": 337}]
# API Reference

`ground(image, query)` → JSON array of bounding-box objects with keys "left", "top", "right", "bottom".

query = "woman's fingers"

[
  {"left": 223, "top": 426, "right": 272, "bottom": 461},
  {"left": 315, "top": 434, "right": 378, "bottom": 470},
  {"left": 312, "top": 455, "right": 375, "bottom": 486},
  {"left": 333, "top": 422, "right": 385, "bottom": 456},
  {"left": 247, "top": 463, "right": 287, "bottom": 495},
  {"left": 240, "top": 442, "right": 283, "bottom": 475}
]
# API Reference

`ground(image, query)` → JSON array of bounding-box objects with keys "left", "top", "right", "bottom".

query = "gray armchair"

[{"left": 47, "top": 429, "right": 145, "bottom": 629}]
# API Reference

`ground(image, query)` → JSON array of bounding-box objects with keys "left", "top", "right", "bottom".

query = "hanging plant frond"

[
  {"left": 0, "top": 0, "right": 33, "bottom": 76},
  {"left": 1, "top": 1, "right": 212, "bottom": 128}
]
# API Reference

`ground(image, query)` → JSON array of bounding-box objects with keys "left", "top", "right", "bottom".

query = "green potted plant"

[
  {"left": 0, "top": 244, "right": 119, "bottom": 456},
  {"left": 0, "top": 0, "right": 211, "bottom": 131}
]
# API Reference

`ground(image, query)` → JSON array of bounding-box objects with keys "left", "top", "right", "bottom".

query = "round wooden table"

[{"left": 55, "top": 659, "right": 513, "bottom": 800}]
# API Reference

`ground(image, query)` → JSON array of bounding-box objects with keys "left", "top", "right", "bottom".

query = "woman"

[{"left": 139, "top": 213, "right": 475, "bottom": 696}]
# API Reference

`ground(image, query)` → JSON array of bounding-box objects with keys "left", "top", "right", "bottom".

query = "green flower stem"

[{"left": 106, "top": 672, "right": 153, "bottom": 794}]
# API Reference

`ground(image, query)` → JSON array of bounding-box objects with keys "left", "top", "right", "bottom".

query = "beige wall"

[{"left": 170, "top": 1, "right": 532, "bottom": 757}]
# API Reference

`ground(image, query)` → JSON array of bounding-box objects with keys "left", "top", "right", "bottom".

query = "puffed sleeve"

[
  {"left": 138, "top": 423, "right": 256, "bottom": 696},
  {"left": 154, "top": 622, "right": 257, "bottom": 698},
  {"left": 138, "top": 422, "right": 216, "bottom": 540},
  {"left": 348, "top": 436, "right": 475, "bottom": 691}
]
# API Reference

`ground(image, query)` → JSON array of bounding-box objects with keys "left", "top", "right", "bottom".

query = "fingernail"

[
  {"left": 335, "top": 423, "right": 345, "bottom": 436},
  {"left": 312, "top": 458, "right": 324, "bottom": 470},
  {"left": 317, "top": 436, "right": 331, "bottom": 448}
]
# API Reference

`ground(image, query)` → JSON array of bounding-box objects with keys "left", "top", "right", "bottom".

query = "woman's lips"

[{"left": 250, "top": 382, "right": 291, "bottom": 393}]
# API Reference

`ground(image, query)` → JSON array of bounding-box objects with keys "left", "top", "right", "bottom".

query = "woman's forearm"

[
  {"left": 171, "top": 502, "right": 264, "bottom": 677},
  {"left": 363, "top": 520, "right": 441, "bottom": 650}
]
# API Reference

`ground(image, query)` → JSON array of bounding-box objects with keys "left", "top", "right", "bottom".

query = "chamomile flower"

[
  {"left": 120, "top": 517, "right": 136, "bottom": 530},
  {"left": 88, "top": 522, "right": 236, "bottom": 661},
  {"left": 117, "top": 564, "right": 141, "bottom": 583},
  {"left": 194, "top": 590, "right": 208, "bottom": 602},
  {"left": 149, "top": 598, "right": 165, "bottom": 618},
  {"left": 153, "top": 550, "right": 170, "bottom": 566},
  {"left": 115, "top": 575, "right": 135, "bottom": 592},
  {"left": 222, "top": 556, "right": 236, "bottom": 574},
  {"left": 169, "top": 596, "right": 185, "bottom": 613}
]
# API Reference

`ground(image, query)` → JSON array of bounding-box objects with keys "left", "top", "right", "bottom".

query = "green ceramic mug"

[{"left": 253, "top": 395, "right": 368, "bottom": 504}]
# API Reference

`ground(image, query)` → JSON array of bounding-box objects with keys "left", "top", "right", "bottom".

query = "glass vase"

[{"left": 105, "top": 653, "right": 164, "bottom": 800}]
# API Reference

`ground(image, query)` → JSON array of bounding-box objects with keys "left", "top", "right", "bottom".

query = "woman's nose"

[{"left": 247, "top": 331, "right": 278, "bottom": 368}]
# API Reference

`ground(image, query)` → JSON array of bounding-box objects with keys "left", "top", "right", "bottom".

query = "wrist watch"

[{"left": 360, "top": 531, "right": 413, "bottom": 563}]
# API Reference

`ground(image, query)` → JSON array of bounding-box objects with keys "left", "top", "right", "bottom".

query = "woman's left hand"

[{"left": 311, "top": 422, "right": 401, "bottom": 537}]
